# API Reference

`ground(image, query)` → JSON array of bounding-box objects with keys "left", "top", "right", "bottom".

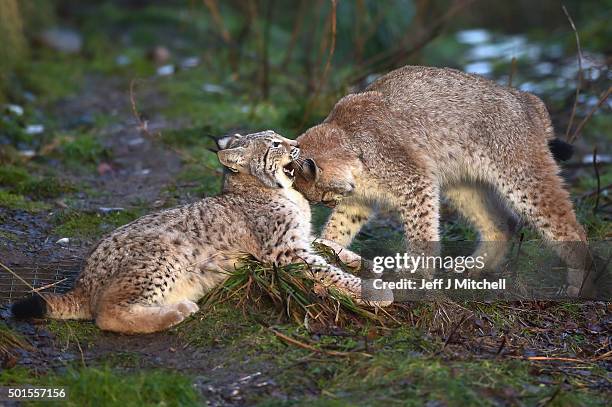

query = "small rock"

[
  {"left": 181, "top": 57, "right": 200, "bottom": 69},
  {"left": 150, "top": 46, "right": 171, "bottom": 64},
  {"left": 202, "top": 83, "right": 225, "bottom": 94},
  {"left": 126, "top": 137, "right": 145, "bottom": 147},
  {"left": 39, "top": 28, "right": 82, "bottom": 54},
  {"left": 23, "top": 92, "right": 36, "bottom": 102},
  {"left": 156, "top": 64, "right": 175, "bottom": 76},
  {"left": 6, "top": 104, "right": 24, "bottom": 116},
  {"left": 25, "top": 124, "right": 44, "bottom": 135},
  {"left": 97, "top": 162, "right": 113, "bottom": 176},
  {"left": 98, "top": 207, "right": 124, "bottom": 214},
  {"left": 18, "top": 150, "right": 36, "bottom": 158},
  {"left": 56, "top": 238, "right": 70, "bottom": 245},
  {"left": 583, "top": 154, "right": 612, "bottom": 164},
  {"left": 115, "top": 55, "right": 131, "bottom": 66}
]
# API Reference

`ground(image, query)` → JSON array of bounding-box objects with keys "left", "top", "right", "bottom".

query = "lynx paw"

[{"left": 175, "top": 300, "right": 199, "bottom": 317}]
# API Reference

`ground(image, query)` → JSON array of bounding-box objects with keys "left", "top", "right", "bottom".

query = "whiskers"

[{"left": 292, "top": 156, "right": 307, "bottom": 174}]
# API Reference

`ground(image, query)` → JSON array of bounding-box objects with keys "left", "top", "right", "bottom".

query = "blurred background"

[{"left": 0, "top": 0, "right": 610, "bottom": 257}]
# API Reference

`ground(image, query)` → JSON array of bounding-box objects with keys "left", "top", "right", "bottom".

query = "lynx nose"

[{"left": 290, "top": 146, "right": 300, "bottom": 160}]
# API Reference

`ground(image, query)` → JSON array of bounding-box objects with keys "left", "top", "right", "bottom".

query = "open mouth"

[{"left": 282, "top": 161, "right": 296, "bottom": 179}]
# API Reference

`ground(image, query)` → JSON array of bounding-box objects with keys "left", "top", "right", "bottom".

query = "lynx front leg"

[
  {"left": 276, "top": 248, "right": 392, "bottom": 306},
  {"left": 314, "top": 238, "right": 363, "bottom": 268},
  {"left": 321, "top": 200, "right": 373, "bottom": 247}
]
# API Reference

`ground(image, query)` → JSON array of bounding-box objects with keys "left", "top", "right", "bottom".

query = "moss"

[
  {"left": 0, "top": 229, "right": 20, "bottom": 242},
  {"left": 17, "top": 54, "right": 85, "bottom": 101},
  {"left": 58, "top": 133, "right": 109, "bottom": 167},
  {"left": 53, "top": 210, "right": 142, "bottom": 240},
  {"left": 171, "top": 302, "right": 263, "bottom": 348},
  {"left": 0, "top": 190, "right": 50, "bottom": 212},
  {"left": 161, "top": 127, "right": 213, "bottom": 147},
  {"left": 47, "top": 320, "right": 100, "bottom": 349},
  {"left": 0, "top": 165, "right": 72, "bottom": 199},
  {"left": 288, "top": 356, "right": 606, "bottom": 406}
]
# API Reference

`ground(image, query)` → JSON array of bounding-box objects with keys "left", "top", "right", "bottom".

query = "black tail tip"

[
  {"left": 11, "top": 294, "right": 47, "bottom": 319},
  {"left": 549, "top": 139, "right": 574, "bottom": 162}
]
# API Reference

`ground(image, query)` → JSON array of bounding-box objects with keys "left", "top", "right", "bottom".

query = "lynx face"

[
  {"left": 293, "top": 124, "right": 359, "bottom": 207},
  {"left": 216, "top": 130, "right": 300, "bottom": 188}
]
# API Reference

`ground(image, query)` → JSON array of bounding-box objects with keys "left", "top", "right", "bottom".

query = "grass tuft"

[{"left": 203, "top": 257, "right": 381, "bottom": 328}]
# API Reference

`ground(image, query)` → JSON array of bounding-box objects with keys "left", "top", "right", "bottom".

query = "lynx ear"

[
  {"left": 300, "top": 158, "right": 319, "bottom": 182},
  {"left": 216, "top": 133, "right": 243, "bottom": 150},
  {"left": 217, "top": 147, "right": 246, "bottom": 173}
]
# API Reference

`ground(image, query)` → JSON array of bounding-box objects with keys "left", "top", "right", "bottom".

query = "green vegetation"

[
  {"left": 47, "top": 320, "right": 101, "bottom": 350},
  {"left": 0, "top": 190, "right": 50, "bottom": 212},
  {"left": 58, "top": 133, "right": 110, "bottom": 168},
  {"left": 0, "top": 366, "right": 201, "bottom": 407},
  {"left": 52, "top": 210, "right": 142, "bottom": 239},
  {"left": 0, "top": 165, "right": 71, "bottom": 199}
]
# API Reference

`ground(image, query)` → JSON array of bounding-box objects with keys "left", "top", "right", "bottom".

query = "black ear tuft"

[
  {"left": 206, "top": 135, "right": 220, "bottom": 153},
  {"left": 300, "top": 158, "right": 319, "bottom": 182},
  {"left": 11, "top": 293, "right": 47, "bottom": 319}
]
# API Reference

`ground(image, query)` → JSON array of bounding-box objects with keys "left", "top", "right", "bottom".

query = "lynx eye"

[{"left": 272, "top": 141, "right": 281, "bottom": 148}]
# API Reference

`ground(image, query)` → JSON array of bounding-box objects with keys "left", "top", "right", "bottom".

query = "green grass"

[
  {"left": 0, "top": 165, "right": 71, "bottom": 200},
  {"left": 58, "top": 133, "right": 110, "bottom": 168},
  {"left": 47, "top": 320, "right": 101, "bottom": 350},
  {"left": 0, "top": 366, "right": 201, "bottom": 407},
  {"left": 0, "top": 190, "right": 50, "bottom": 212}
]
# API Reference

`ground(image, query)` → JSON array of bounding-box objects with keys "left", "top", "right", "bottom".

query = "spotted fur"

[
  {"left": 12, "top": 131, "right": 386, "bottom": 334},
  {"left": 294, "top": 66, "right": 593, "bottom": 295}
]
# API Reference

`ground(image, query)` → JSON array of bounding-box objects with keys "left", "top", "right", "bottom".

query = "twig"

[
  {"left": 129, "top": 79, "right": 154, "bottom": 139},
  {"left": 282, "top": 0, "right": 307, "bottom": 67},
  {"left": 496, "top": 335, "right": 507, "bottom": 356},
  {"left": 350, "top": 0, "right": 474, "bottom": 84},
  {"left": 299, "top": 0, "right": 338, "bottom": 128},
  {"left": 270, "top": 327, "right": 371, "bottom": 357},
  {"left": 592, "top": 350, "right": 612, "bottom": 361},
  {"left": 570, "top": 87, "right": 612, "bottom": 143},
  {"left": 439, "top": 313, "right": 469, "bottom": 352},
  {"left": 31, "top": 278, "right": 68, "bottom": 293},
  {"left": 202, "top": 0, "right": 232, "bottom": 43},
  {"left": 523, "top": 356, "right": 593, "bottom": 363},
  {"left": 508, "top": 57, "right": 517, "bottom": 87},
  {"left": 562, "top": 5, "right": 583, "bottom": 141},
  {"left": 592, "top": 147, "right": 601, "bottom": 213}
]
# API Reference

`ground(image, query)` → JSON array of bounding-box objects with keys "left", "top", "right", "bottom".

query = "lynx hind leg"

[
  {"left": 94, "top": 279, "right": 200, "bottom": 334},
  {"left": 495, "top": 158, "right": 593, "bottom": 295},
  {"left": 444, "top": 182, "right": 516, "bottom": 272},
  {"left": 315, "top": 238, "right": 363, "bottom": 268},
  {"left": 95, "top": 302, "right": 188, "bottom": 334},
  {"left": 321, "top": 200, "right": 373, "bottom": 247}
]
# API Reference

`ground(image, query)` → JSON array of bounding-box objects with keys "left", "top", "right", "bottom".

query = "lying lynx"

[
  {"left": 293, "top": 65, "right": 593, "bottom": 296},
  {"left": 12, "top": 131, "right": 386, "bottom": 334}
]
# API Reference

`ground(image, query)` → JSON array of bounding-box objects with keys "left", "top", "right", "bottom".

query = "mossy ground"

[{"left": 0, "top": 2, "right": 610, "bottom": 406}]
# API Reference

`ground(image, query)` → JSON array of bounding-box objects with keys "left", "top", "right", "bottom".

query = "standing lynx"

[
  {"left": 293, "top": 65, "right": 593, "bottom": 296},
  {"left": 12, "top": 131, "right": 387, "bottom": 334}
]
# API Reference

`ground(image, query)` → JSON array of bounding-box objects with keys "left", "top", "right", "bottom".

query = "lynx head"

[
  {"left": 215, "top": 130, "right": 300, "bottom": 189},
  {"left": 292, "top": 124, "right": 359, "bottom": 207}
]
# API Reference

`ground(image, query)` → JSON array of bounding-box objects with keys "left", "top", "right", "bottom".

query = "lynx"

[
  {"left": 293, "top": 65, "right": 593, "bottom": 296},
  {"left": 12, "top": 131, "right": 387, "bottom": 334}
]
